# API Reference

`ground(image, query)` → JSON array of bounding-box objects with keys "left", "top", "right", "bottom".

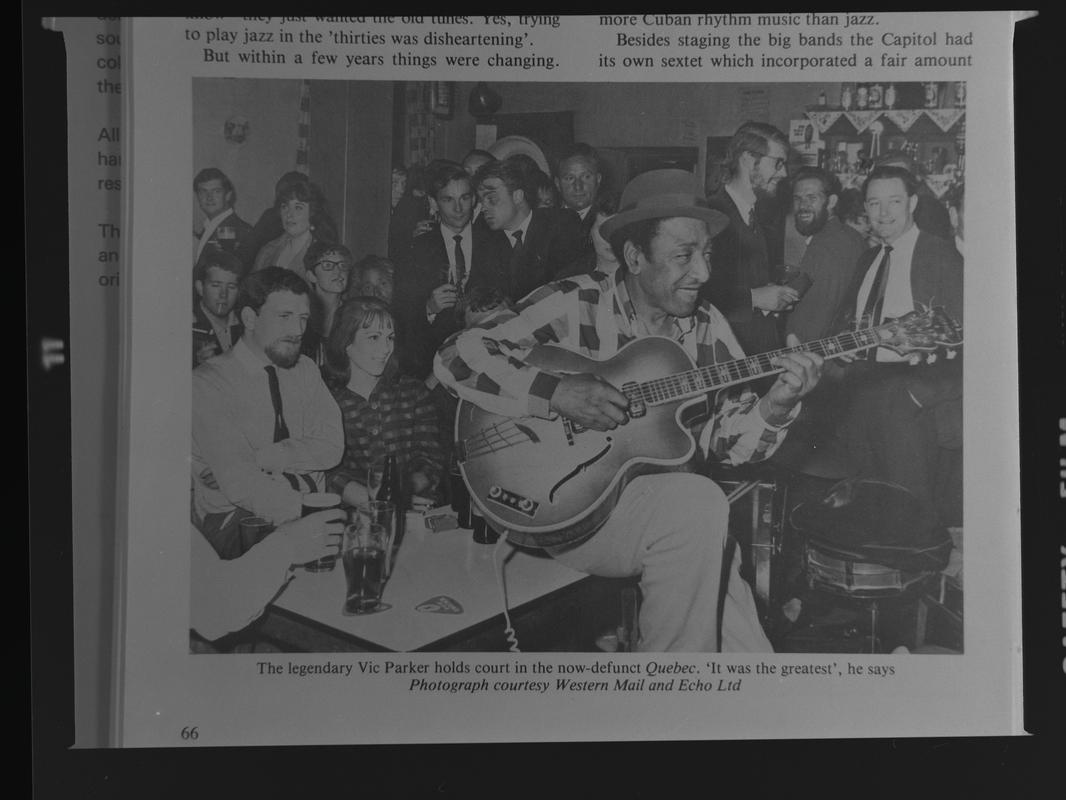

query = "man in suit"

[
  {"left": 702, "top": 122, "right": 798, "bottom": 356},
  {"left": 554, "top": 143, "right": 604, "bottom": 242},
  {"left": 474, "top": 156, "right": 587, "bottom": 302},
  {"left": 193, "top": 168, "right": 253, "bottom": 267},
  {"left": 785, "top": 167, "right": 867, "bottom": 344},
  {"left": 837, "top": 165, "right": 963, "bottom": 526},
  {"left": 193, "top": 250, "right": 246, "bottom": 367},
  {"left": 399, "top": 163, "right": 510, "bottom": 378}
]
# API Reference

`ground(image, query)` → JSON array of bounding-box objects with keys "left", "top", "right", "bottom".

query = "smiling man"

[
  {"left": 192, "top": 267, "right": 343, "bottom": 559},
  {"left": 784, "top": 167, "right": 866, "bottom": 344},
  {"left": 837, "top": 164, "right": 963, "bottom": 529},
  {"left": 435, "top": 169, "right": 824, "bottom": 652},
  {"left": 192, "top": 250, "right": 246, "bottom": 367},
  {"left": 702, "top": 122, "right": 794, "bottom": 356}
]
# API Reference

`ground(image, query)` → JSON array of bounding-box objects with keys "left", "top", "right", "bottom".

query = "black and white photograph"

[{"left": 188, "top": 77, "right": 967, "bottom": 657}]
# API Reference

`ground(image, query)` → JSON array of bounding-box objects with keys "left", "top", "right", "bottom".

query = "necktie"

[
  {"left": 265, "top": 365, "right": 290, "bottom": 443},
  {"left": 508, "top": 229, "right": 525, "bottom": 297},
  {"left": 453, "top": 234, "right": 466, "bottom": 289},
  {"left": 511, "top": 229, "right": 524, "bottom": 250},
  {"left": 747, "top": 206, "right": 757, "bottom": 229},
  {"left": 861, "top": 244, "right": 893, "bottom": 327}
]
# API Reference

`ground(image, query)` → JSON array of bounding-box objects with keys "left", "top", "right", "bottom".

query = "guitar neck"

[{"left": 638, "top": 327, "right": 885, "bottom": 406}]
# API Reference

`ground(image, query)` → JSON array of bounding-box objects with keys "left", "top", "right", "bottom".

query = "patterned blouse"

[{"left": 327, "top": 374, "right": 445, "bottom": 496}]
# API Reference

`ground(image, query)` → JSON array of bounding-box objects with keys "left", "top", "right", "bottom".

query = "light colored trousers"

[{"left": 551, "top": 473, "right": 773, "bottom": 653}]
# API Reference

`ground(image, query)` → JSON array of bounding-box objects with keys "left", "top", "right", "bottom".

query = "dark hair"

[
  {"left": 723, "top": 121, "right": 789, "bottom": 181},
  {"left": 592, "top": 189, "right": 619, "bottom": 216},
  {"left": 304, "top": 241, "right": 354, "bottom": 274},
  {"left": 873, "top": 150, "right": 919, "bottom": 175},
  {"left": 194, "top": 167, "right": 235, "bottom": 198},
  {"left": 322, "top": 296, "right": 397, "bottom": 389},
  {"left": 355, "top": 255, "right": 395, "bottom": 279},
  {"left": 790, "top": 166, "right": 841, "bottom": 199},
  {"left": 862, "top": 165, "right": 919, "bottom": 199},
  {"left": 555, "top": 142, "right": 601, "bottom": 177},
  {"left": 835, "top": 188, "right": 867, "bottom": 224},
  {"left": 274, "top": 170, "right": 309, "bottom": 196},
  {"left": 473, "top": 157, "right": 531, "bottom": 201},
  {"left": 194, "top": 249, "right": 245, "bottom": 284},
  {"left": 275, "top": 180, "right": 338, "bottom": 240},
  {"left": 461, "top": 286, "right": 511, "bottom": 319},
  {"left": 236, "top": 266, "right": 311, "bottom": 317},
  {"left": 428, "top": 163, "right": 471, "bottom": 200},
  {"left": 527, "top": 170, "right": 558, "bottom": 207},
  {"left": 608, "top": 218, "right": 664, "bottom": 267}
]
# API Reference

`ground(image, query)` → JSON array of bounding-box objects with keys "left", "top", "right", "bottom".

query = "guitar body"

[
  {"left": 456, "top": 337, "right": 704, "bottom": 549},
  {"left": 455, "top": 306, "right": 964, "bottom": 550}
]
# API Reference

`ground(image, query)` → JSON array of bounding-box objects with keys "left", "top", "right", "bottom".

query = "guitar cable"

[{"left": 492, "top": 532, "right": 521, "bottom": 652}]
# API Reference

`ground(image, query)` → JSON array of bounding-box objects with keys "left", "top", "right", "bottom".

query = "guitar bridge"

[{"left": 623, "top": 382, "right": 646, "bottom": 418}]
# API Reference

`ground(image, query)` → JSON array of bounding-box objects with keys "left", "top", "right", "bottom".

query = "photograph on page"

[{"left": 116, "top": 13, "right": 1023, "bottom": 746}]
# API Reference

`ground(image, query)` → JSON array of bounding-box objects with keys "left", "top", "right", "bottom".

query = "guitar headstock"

[{"left": 877, "top": 306, "right": 963, "bottom": 357}]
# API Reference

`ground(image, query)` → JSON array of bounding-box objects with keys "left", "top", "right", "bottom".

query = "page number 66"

[{"left": 180, "top": 726, "right": 199, "bottom": 741}]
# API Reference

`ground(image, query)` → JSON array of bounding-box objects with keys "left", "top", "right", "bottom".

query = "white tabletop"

[{"left": 270, "top": 512, "right": 587, "bottom": 651}]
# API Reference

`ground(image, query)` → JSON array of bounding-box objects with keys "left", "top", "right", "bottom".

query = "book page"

[{"left": 117, "top": 12, "right": 1026, "bottom": 746}]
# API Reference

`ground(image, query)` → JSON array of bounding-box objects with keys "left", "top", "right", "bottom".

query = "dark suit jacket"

[
  {"left": 839, "top": 229, "right": 963, "bottom": 414},
  {"left": 397, "top": 219, "right": 511, "bottom": 377},
  {"left": 700, "top": 187, "right": 782, "bottom": 355},
  {"left": 785, "top": 217, "right": 867, "bottom": 344},
  {"left": 192, "top": 302, "right": 243, "bottom": 367},
  {"left": 506, "top": 207, "right": 587, "bottom": 302}
]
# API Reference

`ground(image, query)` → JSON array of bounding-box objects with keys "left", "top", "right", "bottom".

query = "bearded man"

[
  {"left": 701, "top": 122, "right": 796, "bottom": 355},
  {"left": 784, "top": 167, "right": 867, "bottom": 343},
  {"left": 192, "top": 267, "right": 343, "bottom": 558}
]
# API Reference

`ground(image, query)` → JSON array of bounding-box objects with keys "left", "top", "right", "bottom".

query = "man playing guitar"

[{"left": 434, "top": 169, "right": 823, "bottom": 652}]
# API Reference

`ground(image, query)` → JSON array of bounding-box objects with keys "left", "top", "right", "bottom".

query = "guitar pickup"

[{"left": 486, "top": 485, "right": 539, "bottom": 518}]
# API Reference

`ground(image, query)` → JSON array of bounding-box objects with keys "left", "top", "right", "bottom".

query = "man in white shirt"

[
  {"left": 838, "top": 165, "right": 963, "bottom": 526},
  {"left": 474, "top": 156, "right": 586, "bottom": 302},
  {"left": 193, "top": 167, "right": 252, "bottom": 266},
  {"left": 192, "top": 267, "right": 344, "bottom": 558},
  {"left": 702, "top": 122, "right": 798, "bottom": 356}
]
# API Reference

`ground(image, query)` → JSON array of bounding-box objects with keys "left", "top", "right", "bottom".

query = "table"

[{"left": 254, "top": 512, "right": 628, "bottom": 652}]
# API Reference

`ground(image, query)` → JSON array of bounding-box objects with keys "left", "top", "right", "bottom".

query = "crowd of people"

[{"left": 190, "top": 121, "right": 963, "bottom": 652}]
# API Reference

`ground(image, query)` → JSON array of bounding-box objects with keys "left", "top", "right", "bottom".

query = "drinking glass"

[{"left": 341, "top": 521, "right": 388, "bottom": 615}]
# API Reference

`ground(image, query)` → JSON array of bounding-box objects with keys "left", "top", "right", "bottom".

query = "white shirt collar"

[
  {"left": 724, "top": 183, "right": 756, "bottom": 225},
  {"left": 505, "top": 209, "right": 533, "bottom": 245},
  {"left": 233, "top": 337, "right": 270, "bottom": 374}
]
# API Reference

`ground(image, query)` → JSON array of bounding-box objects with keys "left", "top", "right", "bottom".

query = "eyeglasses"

[
  {"left": 749, "top": 151, "right": 787, "bottom": 173},
  {"left": 314, "top": 260, "right": 351, "bottom": 273}
]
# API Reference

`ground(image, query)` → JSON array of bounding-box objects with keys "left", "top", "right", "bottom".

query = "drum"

[{"left": 804, "top": 539, "right": 931, "bottom": 599}]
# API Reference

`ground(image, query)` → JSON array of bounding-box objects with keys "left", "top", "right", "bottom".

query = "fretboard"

[{"left": 635, "top": 327, "right": 885, "bottom": 406}]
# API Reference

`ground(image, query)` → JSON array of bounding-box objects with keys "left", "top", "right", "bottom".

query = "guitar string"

[{"left": 461, "top": 320, "right": 957, "bottom": 454}]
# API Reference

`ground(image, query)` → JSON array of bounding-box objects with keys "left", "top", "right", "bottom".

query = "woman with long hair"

[{"left": 323, "top": 297, "right": 443, "bottom": 510}]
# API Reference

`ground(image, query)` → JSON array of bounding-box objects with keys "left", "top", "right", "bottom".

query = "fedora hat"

[{"left": 600, "top": 169, "right": 728, "bottom": 242}]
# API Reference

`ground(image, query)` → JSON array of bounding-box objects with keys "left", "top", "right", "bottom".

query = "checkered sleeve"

[
  {"left": 433, "top": 282, "right": 577, "bottom": 419},
  {"left": 697, "top": 305, "right": 799, "bottom": 464}
]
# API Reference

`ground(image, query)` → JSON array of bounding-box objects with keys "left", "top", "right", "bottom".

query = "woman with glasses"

[{"left": 300, "top": 242, "right": 353, "bottom": 365}]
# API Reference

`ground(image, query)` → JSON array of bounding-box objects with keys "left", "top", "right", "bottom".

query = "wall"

[
  {"left": 431, "top": 81, "right": 827, "bottom": 178},
  {"left": 192, "top": 78, "right": 303, "bottom": 225}
]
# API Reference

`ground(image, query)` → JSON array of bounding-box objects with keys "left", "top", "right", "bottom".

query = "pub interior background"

[{"left": 192, "top": 78, "right": 965, "bottom": 654}]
